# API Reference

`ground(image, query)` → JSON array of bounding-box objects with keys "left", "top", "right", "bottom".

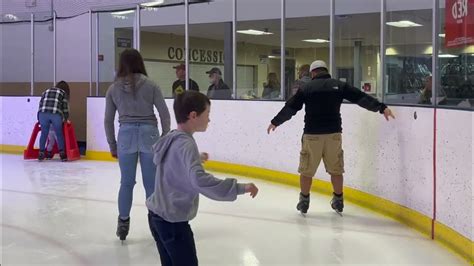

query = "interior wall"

[
  {"left": 1, "top": 22, "right": 31, "bottom": 83},
  {"left": 2, "top": 0, "right": 438, "bottom": 20},
  {"left": 436, "top": 109, "right": 473, "bottom": 240},
  {"left": 1, "top": 14, "right": 90, "bottom": 141},
  {"left": 139, "top": 31, "right": 282, "bottom": 96},
  {"left": 0, "top": 96, "right": 41, "bottom": 147},
  {"left": 0, "top": 84, "right": 89, "bottom": 142}
]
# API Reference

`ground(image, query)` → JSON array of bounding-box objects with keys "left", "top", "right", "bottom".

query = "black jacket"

[
  {"left": 207, "top": 80, "right": 232, "bottom": 99},
  {"left": 271, "top": 73, "right": 387, "bottom": 134},
  {"left": 172, "top": 79, "right": 199, "bottom": 97}
]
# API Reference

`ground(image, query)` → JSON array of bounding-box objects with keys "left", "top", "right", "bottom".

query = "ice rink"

[{"left": 0, "top": 154, "right": 468, "bottom": 265}]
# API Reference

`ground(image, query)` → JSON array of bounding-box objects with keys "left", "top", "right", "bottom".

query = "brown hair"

[
  {"left": 174, "top": 91, "right": 210, "bottom": 124},
  {"left": 56, "top": 81, "right": 70, "bottom": 99},
  {"left": 298, "top": 64, "right": 310, "bottom": 78},
  {"left": 266, "top": 72, "right": 280, "bottom": 89},
  {"left": 116, "top": 49, "right": 148, "bottom": 95}
]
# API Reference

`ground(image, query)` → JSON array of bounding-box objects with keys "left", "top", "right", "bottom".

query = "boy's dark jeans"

[{"left": 148, "top": 211, "right": 198, "bottom": 266}]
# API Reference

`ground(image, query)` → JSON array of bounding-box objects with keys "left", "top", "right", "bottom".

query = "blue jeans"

[
  {"left": 148, "top": 211, "right": 198, "bottom": 266},
  {"left": 38, "top": 112, "right": 65, "bottom": 152},
  {"left": 117, "top": 123, "right": 159, "bottom": 218}
]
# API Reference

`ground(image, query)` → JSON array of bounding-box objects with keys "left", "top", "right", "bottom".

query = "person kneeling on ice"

[
  {"left": 146, "top": 91, "right": 259, "bottom": 266},
  {"left": 267, "top": 60, "right": 395, "bottom": 215}
]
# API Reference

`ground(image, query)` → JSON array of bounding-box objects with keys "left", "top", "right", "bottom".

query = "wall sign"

[
  {"left": 445, "top": 0, "right": 474, "bottom": 48},
  {"left": 117, "top": 38, "right": 132, "bottom": 48},
  {"left": 271, "top": 49, "right": 289, "bottom": 56},
  {"left": 361, "top": 80, "right": 376, "bottom": 94},
  {"left": 168, "top": 47, "right": 224, "bottom": 63}
]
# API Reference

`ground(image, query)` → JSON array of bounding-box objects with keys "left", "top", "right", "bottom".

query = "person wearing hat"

[
  {"left": 289, "top": 64, "right": 312, "bottom": 97},
  {"left": 172, "top": 63, "right": 199, "bottom": 97},
  {"left": 206, "top": 67, "right": 232, "bottom": 99},
  {"left": 267, "top": 60, "right": 395, "bottom": 215}
]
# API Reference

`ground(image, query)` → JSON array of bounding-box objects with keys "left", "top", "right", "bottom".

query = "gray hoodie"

[
  {"left": 146, "top": 130, "right": 246, "bottom": 223},
  {"left": 104, "top": 74, "right": 171, "bottom": 153}
]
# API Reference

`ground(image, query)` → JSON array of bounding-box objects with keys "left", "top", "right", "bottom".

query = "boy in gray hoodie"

[{"left": 146, "top": 91, "right": 258, "bottom": 266}]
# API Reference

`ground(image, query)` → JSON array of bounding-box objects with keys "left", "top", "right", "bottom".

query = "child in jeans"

[
  {"left": 45, "top": 128, "right": 57, "bottom": 159},
  {"left": 146, "top": 91, "right": 258, "bottom": 266}
]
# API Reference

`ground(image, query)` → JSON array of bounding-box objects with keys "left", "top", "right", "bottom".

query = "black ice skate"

[
  {"left": 296, "top": 192, "right": 310, "bottom": 215},
  {"left": 45, "top": 151, "right": 54, "bottom": 160},
  {"left": 331, "top": 193, "right": 344, "bottom": 216},
  {"left": 59, "top": 150, "right": 68, "bottom": 162},
  {"left": 116, "top": 217, "right": 130, "bottom": 244},
  {"left": 38, "top": 151, "right": 45, "bottom": 161}
]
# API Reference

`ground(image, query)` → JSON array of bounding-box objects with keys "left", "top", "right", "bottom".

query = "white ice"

[{"left": 0, "top": 154, "right": 468, "bottom": 265}]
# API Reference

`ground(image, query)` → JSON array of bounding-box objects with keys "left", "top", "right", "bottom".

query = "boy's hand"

[
  {"left": 267, "top": 124, "right": 277, "bottom": 134},
  {"left": 245, "top": 183, "right": 259, "bottom": 198},
  {"left": 111, "top": 151, "right": 118, "bottom": 158},
  {"left": 200, "top": 152, "right": 209, "bottom": 163},
  {"left": 383, "top": 108, "right": 395, "bottom": 121}
]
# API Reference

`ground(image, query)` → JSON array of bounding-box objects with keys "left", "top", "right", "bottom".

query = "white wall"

[
  {"left": 1, "top": 22, "right": 31, "bottom": 82},
  {"left": 0, "top": 96, "right": 41, "bottom": 146},
  {"left": 33, "top": 21, "right": 54, "bottom": 83},
  {"left": 84, "top": 97, "right": 472, "bottom": 241},
  {"left": 56, "top": 14, "right": 90, "bottom": 82},
  {"left": 2, "top": 0, "right": 437, "bottom": 18},
  {"left": 0, "top": 17, "right": 54, "bottom": 84},
  {"left": 436, "top": 109, "right": 473, "bottom": 240},
  {"left": 335, "top": 105, "right": 434, "bottom": 217},
  {"left": 0, "top": 23, "right": 4, "bottom": 83},
  {"left": 1, "top": 14, "right": 90, "bottom": 84}
]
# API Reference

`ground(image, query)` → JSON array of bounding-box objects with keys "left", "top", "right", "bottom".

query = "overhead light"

[
  {"left": 141, "top": 0, "right": 165, "bottom": 7},
  {"left": 439, "top": 54, "right": 457, "bottom": 58},
  {"left": 386, "top": 20, "right": 422, "bottom": 28},
  {"left": 237, "top": 29, "right": 273, "bottom": 36},
  {"left": 386, "top": 47, "right": 398, "bottom": 55},
  {"left": 111, "top": 10, "right": 135, "bottom": 15},
  {"left": 4, "top": 14, "right": 18, "bottom": 21},
  {"left": 268, "top": 55, "right": 280, "bottom": 58},
  {"left": 302, "top": 39, "right": 330, "bottom": 43},
  {"left": 423, "top": 46, "right": 433, "bottom": 54},
  {"left": 439, "top": 33, "right": 446, "bottom": 38}
]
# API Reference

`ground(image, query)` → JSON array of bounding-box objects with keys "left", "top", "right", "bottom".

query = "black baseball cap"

[{"left": 206, "top": 67, "right": 222, "bottom": 75}]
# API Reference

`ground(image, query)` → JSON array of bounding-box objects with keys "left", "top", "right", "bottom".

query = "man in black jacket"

[
  {"left": 267, "top": 60, "right": 395, "bottom": 215},
  {"left": 206, "top": 67, "right": 232, "bottom": 99},
  {"left": 172, "top": 64, "right": 199, "bottom": 97}
]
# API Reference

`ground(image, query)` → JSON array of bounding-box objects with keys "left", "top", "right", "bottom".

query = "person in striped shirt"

[{"left": 37, "top": 81, "right": 70, "bottom": 161}]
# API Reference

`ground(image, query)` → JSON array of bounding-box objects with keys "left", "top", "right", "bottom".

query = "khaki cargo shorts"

[{"left": 298, "top": 133, "right": 345, "bottom": 177}]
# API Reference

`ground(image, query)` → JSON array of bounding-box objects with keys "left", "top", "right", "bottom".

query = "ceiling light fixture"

[
  {"left": 386, "top": 20, "right": 422, "bottom": 28},
  {"left": 302, "top": 39, "right": 330, "bottom": 43},
  {"left": 111, "top": 10, "right": 135, "bottom": 15},
  {"left": 141, "top": 0, "right": 165, "bottom": 7},
  {"left": 4, "top": 14, "right": 18, "bottom": 21},
  {"left": 438, "top": 54, "right": 457, "bottom": 58},
  {"left": 237, "top": 29, "right": 273, "bottom": 36}
]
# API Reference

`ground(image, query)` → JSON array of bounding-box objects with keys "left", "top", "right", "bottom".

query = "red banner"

[{"left": 445, "top": 0, "right": 474, "bottom": 48}]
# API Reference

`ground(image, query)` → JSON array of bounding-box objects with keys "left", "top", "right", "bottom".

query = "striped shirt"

[{"left": 38, "top": 87, "right": 69, "bottom": 120}]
